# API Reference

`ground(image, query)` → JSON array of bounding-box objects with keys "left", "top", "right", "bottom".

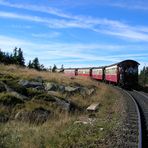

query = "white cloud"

[
  {"left": 108, "top": 1, "right": 148, "bottom": 11},
  {"left": 0, "top": 11, "right": 92, "bottom": 29},
  {"left": 0, "top": 35, "right": 147, "bottom": 67},
  {"left": 11, "top": 24, "right": 32, "bottom": 29},
  {"left": 0, "top": 1, "right": 73, "bottom": 19},
  {"left": 31, "top": 32, "right": 60, "bottom": 38},
  {"left": 1, "top": 8, "right": 148, "bottom": 42},
  {"left": 1, "top": 1, "right": 148, "bottom": 42}
]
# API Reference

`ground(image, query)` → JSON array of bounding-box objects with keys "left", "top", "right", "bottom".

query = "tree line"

[
  {"left": 139, "top": 66, "right": 148, "bottom": 86},
  {"left": 0, "top": 48, "right": 62, "bottom": 72},
  {"left": 0, "top": 47, "right": 25, "bottom": 66}
]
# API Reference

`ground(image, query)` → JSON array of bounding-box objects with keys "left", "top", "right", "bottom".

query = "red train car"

[
  {"left": 105, "top": 60, "right": 139, "bottom": 87},
  {"left": 77, "top": 68, "right": 92, "bottom": 77},
  {"left": 91, "top": 67, "right": 104, "bottom": 80},
  {"left": 105, "top": 65, "right": 119, "bottom": 83},
  {"left": 64, "top": 68, "right": 77, "bottom": 76}
]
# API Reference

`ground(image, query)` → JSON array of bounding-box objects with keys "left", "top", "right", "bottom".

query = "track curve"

[
  {"left": 114, "top": 87, "right": 142, "bottom": 148},
  {"left": 129, "top": 90, "right": 148, "bottom": 148}
]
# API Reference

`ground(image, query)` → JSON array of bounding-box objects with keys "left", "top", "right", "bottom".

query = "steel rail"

[
  {"left": 122, "top": 89, "right": 142, "bottom": 148},
  {"left": 133, "top": 90, "right": 148, "bottom": 99},
  {"left": 114, "top": 86, "right": 142, "bottom": 148}
]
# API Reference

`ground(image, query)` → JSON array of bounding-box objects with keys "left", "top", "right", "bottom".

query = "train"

[{"left": 64, "top": 60, "right": 140, "bottom": 88}]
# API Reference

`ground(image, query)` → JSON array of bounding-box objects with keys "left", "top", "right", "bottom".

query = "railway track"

[
  {"left": 115, "top": 88, "right": 142, "bottom": 148},
  {"left": 115, "top": 87, "right": 148, "bottom": 148},
  {"left": 128, "top": 90, "right": 148, "bottom": 148}
]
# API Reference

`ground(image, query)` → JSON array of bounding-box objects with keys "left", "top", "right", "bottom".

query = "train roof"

[
  {"left": 64, "top": 68, "right": 77, "bottom": 70},
  {"left": 77, "top": 66, "right": 105, "bottom": 70},
  {"left": 91, "top": 66, "right": 105, "bottom": 69},
  {"left": 64, "top": 60, "right": 140, "bottom": 70},
  {"left": 64, "top": 66, "right": 105, "bottom": 70},
  {"left": 105, "top": 60, "right": 140, "bottom": 68}
]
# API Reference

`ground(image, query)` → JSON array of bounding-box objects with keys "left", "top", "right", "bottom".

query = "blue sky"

[{"left": 0, "top": 0, "right": 148, "bottom": 69}]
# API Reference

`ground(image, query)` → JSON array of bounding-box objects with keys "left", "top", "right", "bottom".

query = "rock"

[
  {"left": 15, "top": 107, "right": 51, "bottom": 124},
  {"left": 0, "top": 114, "right": 9, "bottom": 123},
  {"left": 54, "top": 96, "right": 71, "bottom": 111},
  {"left": 80, "top": 87, "right": 95, "bottom": 96},
  {"left": 65, "top": 86, "right": 80, "bottom": 93},
  {"left": 31, "top": 107, "right": 51, "bottom": 124},
  {"left": 58, "top": 85, "right": 65, "bottom": 92},
  {"left": 18, "top": 80, "right": 29, "bottom": 86},
  {"left": 10, "top": 91, "right": 29, "bottom": 101},
  {"left": 0, "top": 82, "right": 6, "bottom": 92},
  {"left": 32, "top": 76, "right": 44, "bottom": 83},
  {"left": 47, "top": 91, "right": 60, "bottom": 97},
  {"left": 0, "top": 93, "right": 24, "bottom": 106},
  {"left": 19, "top": 80, "right": 43, "bottom": 88},
  {"left": 87, "top": 88, "right": 95, "bottom": 95},
  {"left": 15, "top": 111, "right": 27, "bottom": 120},
  {"left": 87, "top": 103, "right": 100, "bottom": 111},
  {"left": 45, "top": 93, "right": 78, "bottom": 111},
  {"left": 74, "top": 121, "right": 89, "bottom": 125},
  {"left": 100, "top": 128, "right": 104, "bottom": 131},
  {"left": 2, "top": 82, "right": 30, "bottom": 101},
  {"left": 44, "top": 82, "right": 58, "bottom": 91}
]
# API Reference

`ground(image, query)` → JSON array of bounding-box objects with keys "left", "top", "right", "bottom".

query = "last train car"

[{"left": 105, "top": 60, "right": 139, "bottom": 87}]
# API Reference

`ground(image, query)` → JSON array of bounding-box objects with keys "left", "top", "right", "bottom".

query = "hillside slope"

[{"left": 0, "top": 64, "right": 124, "bottom": 147}]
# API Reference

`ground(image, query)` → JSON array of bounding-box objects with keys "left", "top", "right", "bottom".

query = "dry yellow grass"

[
  {"left": 0, "top": 64, "right": 98, "bottom": 86},
  {"left": 0, "top": 64, "right": 124, "bottom": 148}
]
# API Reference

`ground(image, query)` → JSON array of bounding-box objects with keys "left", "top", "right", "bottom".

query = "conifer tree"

[
  {"left": 32, "top": 57, "right": 40, "bottom": 70},
  {"left": 60, "top": 64, "right": 64, "bottom": 72},
  {"left": 17, "top": 48, "right": 25, "bottom": 66},
  {"left": 13, "top": 47, "right": 18, "bottom": 64},
  {"left": 28, "top": 60, "right": 33, "bottom": 68},
  {"left": 139, "top": 66, "right": 148, "bottom": 86},
  {"left": 52, "top": 64, "right": 57, "bottom": 72}
]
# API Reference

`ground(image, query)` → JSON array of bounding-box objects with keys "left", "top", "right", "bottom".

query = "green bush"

[
  {"left": 26, "top": 88, "right": 43, "bottom": 98},
  {"left": 5, "top": 80, "right": 28, "bottom": 96},
  {"left": 0, "top": 82, "right": 6, "bottom": 92},
  {"left": 0, "top": 93, "right": 24, "bottom": 106},
  {"left": 33, "top": 94, "right": 56, "bottom": 102}
]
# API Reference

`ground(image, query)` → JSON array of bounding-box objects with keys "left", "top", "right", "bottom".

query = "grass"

[
  {"left": 0, "top": 64, "right": 124, "bottom": 147},
  {"left": 0, "top": 92, "right": 24, "bottom": 107},
  {"left": 0, "top": 64, "right": 98, "bottom": 86}
]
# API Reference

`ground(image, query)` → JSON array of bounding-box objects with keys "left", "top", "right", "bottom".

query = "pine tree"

[
  {"left": 139, "top": 66, "right": 148, "bottom": 86},
  {"left": 13, "top": 47, "right": 18, "bottom": 64},
  {"left": 32, "top": 57, "right": 40, "bottom": 70},
  {"left": 52, "top": 64, "right": 57, "bottom": 72},
  {"left": 60, "top": 64, "right": 64, "bottom": 72},
  {"left": 17, "top": 48, "right": 25, "bottom": 66},
  {"left": 28, "top": 60, "right": 33, "bottom": 68},
  {"left": 0, "top": 49, "right": 4, "bottom": 63}
]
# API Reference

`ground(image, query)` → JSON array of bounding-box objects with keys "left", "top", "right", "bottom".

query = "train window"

[
  {"left": 92, "top": 69, "right": 102, "bottom": 75},
  {"left": 105, "top": 67, "right": 117, "bottom": 75},
  {"left": 78, "top": 69, "right": 90, "bottom": 74}
]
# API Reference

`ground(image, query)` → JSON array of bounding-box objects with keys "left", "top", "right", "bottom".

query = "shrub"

[
  {"left": 33, "top": 94, "right": 56, "bottom": 102},
  {"left": 5, "top": 80, "right": 28, "bottom": 96},
  {"left": 26, "top": 88, "right": 43, "bottom": 98},
  {"left": 0, "top": 82, "right": 6, "bottom": 92},
  {"left": 0, "top": 93, "right": 24, "bottom": 106}
]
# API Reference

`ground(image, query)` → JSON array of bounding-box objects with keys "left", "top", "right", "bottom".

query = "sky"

[{"left": 0, "top": 0, "right": 148, "bottom": 69}]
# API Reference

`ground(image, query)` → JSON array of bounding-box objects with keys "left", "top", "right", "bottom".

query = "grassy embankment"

[{"left": 0, "top": 64, "right": 124, "bottom": 148}]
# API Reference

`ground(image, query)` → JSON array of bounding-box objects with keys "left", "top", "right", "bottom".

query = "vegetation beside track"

[{"left": 0, "top": 64, "right": 124, "bottom": 147}]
